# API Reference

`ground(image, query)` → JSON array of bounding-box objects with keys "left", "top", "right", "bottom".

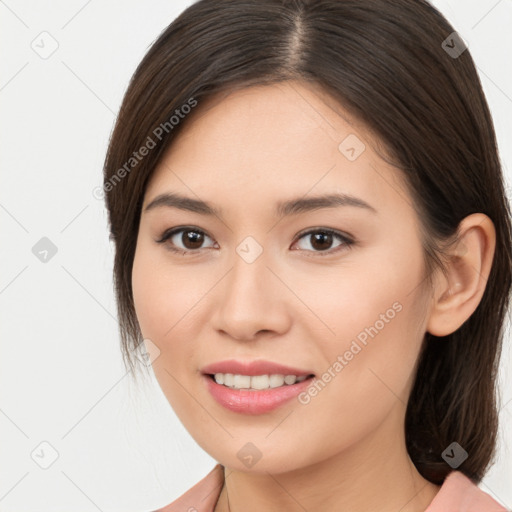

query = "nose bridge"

[
  {"left": 224, "top": 237, "right": 271, "bottom": 309},
  {"left": 211, "top": 235, "right": 289, "bottom": 339}
]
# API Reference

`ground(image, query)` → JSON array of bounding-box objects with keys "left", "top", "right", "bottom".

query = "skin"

[{"left": 131, "top": 80, "right": 496, "bottom": 512}]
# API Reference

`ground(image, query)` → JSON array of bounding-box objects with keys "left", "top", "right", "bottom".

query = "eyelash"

[{"left": 155, "top": 226, "right": 355, "bottom": 257}]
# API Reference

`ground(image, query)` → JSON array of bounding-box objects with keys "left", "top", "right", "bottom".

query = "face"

[{"left": 132, "top": 80, "right": 433, "bottom": 474}]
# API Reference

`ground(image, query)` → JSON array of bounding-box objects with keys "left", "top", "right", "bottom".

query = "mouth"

[
  {"left": 202, "top": 372, "right": 316, "bottom": 415},
  {"left": 204, "top": 372, "right": 316, "bottom": 391}
]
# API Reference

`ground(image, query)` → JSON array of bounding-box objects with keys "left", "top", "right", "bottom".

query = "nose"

[{"left": 210, "top": 247, "right": 292, "bottom": 341}]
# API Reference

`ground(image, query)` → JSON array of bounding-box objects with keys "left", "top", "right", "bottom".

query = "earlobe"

[{"left": 426, "top": 213, "right": 496, "bottom": 337}]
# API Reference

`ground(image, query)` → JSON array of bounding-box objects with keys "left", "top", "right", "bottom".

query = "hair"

[{"left": 103, "top": 0, "right": 512, "bottom": 486}]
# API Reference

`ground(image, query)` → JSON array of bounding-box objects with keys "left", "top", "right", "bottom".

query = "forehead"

[{"left": 144, "top": 81, "right": 412, "bottom": 221}]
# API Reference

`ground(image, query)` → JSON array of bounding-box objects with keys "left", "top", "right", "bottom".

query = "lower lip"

[{"left": 203, "top": 374, "right": 315, "bottom": 415}]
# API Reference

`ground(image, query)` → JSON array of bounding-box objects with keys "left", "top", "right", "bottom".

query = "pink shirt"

[{"left": 154, "top": 463, "right": 508, "bottom": 512}]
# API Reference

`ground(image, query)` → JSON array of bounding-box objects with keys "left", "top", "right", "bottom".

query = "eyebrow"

[{"left": 143, "top": 191, "right": 377, "bottom": 218}]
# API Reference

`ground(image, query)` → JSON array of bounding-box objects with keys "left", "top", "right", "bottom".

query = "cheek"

[
  {"left": 132, "top": 246, "right": 203, "bottom": 415},
  {"left": 132, "top": 243, "right": 201, "bottom": 343},
  {"left": 131, "top": 249, "right": 165, "bottom": 342},
  {"left": 290, "top": 285, "right": 426, "bottom": 466},
  {"left": 303, "top": 238, "right": 427, "bottom": 397},
  {"left": 131, "top": 243, "right": 220, "bottom": 392},
  {"left": 131, "top": 247, "right": 188, "bottom": 371}
]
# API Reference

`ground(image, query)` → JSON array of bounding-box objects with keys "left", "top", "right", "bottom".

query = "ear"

[{"left": 426, "top": 213, "right": 496, "bottom": 337}]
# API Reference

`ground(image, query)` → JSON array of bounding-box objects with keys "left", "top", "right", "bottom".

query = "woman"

[{"left": 102, "top": 0, "right": 512, "bottom": 510}]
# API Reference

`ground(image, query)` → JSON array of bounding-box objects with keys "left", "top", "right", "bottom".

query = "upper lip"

[{"left": 201, "top": 359, "right": 315, "bottom": 377}]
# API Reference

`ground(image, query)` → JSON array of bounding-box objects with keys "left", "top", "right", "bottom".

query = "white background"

[{"left": 1, "top": 0, "right": 511, "bottom": 510}]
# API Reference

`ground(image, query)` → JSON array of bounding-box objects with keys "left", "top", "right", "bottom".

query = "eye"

[
  {"left": 291, "top": 228, "right": 354, "bottom": 256},
  {"left": 156, "top": 226, "right": 217, "bottom": 255},
  {"left": 156, "top": 226, "right": 354, "bottom": 257}
]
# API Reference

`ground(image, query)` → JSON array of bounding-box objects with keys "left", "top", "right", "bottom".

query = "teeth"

[{"left": 213, "top": 373, "right": 309, "bottom": 390}]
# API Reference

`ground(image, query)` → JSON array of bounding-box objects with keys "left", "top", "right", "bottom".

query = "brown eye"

[
  {"left": 293, "top": 228, "right": 354, "bottom": 255},
  {"left": 180, "top": 230, "right": 205, "bottom": 249},
  {"left": 156, "top": 227, "right": 216, "bottom": 254},
  {"left": 156, "top": 226, "right": 353, "bottom": 257},
  {"left": 310, "top": 232, "right": 334, "bottom": 251}
]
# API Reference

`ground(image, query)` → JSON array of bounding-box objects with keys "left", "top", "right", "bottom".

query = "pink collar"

[{"left": 154, "top": 464, "right": 508, "bottom": 512}]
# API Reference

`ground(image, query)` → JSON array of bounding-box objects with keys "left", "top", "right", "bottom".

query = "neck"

[{"left": 214, "top": 406, "right": 440, "bottom": 512}]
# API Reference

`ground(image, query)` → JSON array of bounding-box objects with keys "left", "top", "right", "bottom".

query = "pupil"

[
  {"left": 184, "top": 230, "right": 203, "bottom": 249},
  {"left": 312, "top": 232, "right": 332, "bottom": 251}
]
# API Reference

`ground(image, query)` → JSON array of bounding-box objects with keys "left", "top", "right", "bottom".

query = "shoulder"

[
  {"left": 426, "top": 471, "right": 509, "bottom": 512},
  {"left": 152, "top": 463, "right": 224, "bottom": 512}
]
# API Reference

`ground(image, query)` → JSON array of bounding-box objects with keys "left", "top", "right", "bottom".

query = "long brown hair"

[{"left": 102, "top": 0, "right": 512, "bottom": 485}]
